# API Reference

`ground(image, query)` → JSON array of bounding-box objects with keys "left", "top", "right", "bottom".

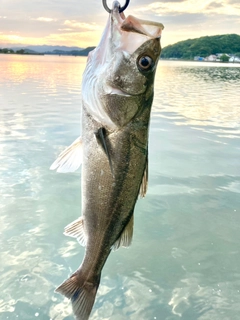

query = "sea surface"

[{"left": 0, "top": 54, "right": 240, "bottom": 320}]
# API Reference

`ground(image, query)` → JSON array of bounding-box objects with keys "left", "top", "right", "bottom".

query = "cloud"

[
  {"left": 206, "top": 1, "right": 224, "bottom": 9},
  {"left": 0, "top": 17, "right": 61, "bottom": 37},
  {"left": 227, "top": 0, "right": 240, "bottom": 4},
  {"left": 1, "top": 0, "right": 240, "bottom": 48},
  {"left": 1, "top": 0, "right": 104, "bottom": 23},
  {"left": 163, "top": 13, "right": 208, "bottom": 25},
  {"left": 135, "top": 0, "right": 240, "bottom": 16},
  {"left": 58, "top": 28, "right": 73, "bottom": 32},
  {"left": 42, "top": 30, "right": 103, "bottom": 47},
  {"left": 63, "top": 20, "right": 101, "bottom": 31},
  {"left": 0, "top": 28, "right": 102, "bottom": 47},
  {"left": 0, "top": 0, "right": 107, "bottom": 47},
  {"left": 131, "top": 0, "right": 185, "bottom": 6},
  {"left": 34, "top": 17, "right": 57, "bottom": 22}
]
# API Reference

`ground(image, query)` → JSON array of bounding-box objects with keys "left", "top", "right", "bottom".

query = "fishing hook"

[{"left": 102, "top": 0, "right": 130, "bottom": 13}]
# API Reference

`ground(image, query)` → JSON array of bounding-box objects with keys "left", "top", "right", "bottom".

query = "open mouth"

[{"left": 109, "top": 3, "right": 163, "bottom": 55}]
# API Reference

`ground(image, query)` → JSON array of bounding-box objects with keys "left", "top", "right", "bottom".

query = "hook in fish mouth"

[{"left": 102, "top": 0, "right": 130, "bottom": 13}]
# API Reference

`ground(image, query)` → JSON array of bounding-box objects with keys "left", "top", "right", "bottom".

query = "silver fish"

[{"left": 50, "top": 2, "right": 163, "bottom": 319}]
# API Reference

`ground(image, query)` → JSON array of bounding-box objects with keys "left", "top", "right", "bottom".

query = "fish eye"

[{"left": 138, "top": 56, "right": 153, "bottom": 71}]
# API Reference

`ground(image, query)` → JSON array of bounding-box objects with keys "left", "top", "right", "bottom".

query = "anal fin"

[
  {"left": 64, "top": 217, "right": 87, "bottom": 247},
  {"left": 112, "top": 215, "right": 134, "bottom": 251}
]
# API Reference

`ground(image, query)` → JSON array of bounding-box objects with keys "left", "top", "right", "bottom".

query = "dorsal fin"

[{"left": 95, "top": 127, "right": 113, "bottom": 176}]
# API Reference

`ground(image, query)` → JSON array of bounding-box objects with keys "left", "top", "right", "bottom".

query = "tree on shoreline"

[
  {"left": 161, "top": 34, "right": 240, "bottom": 60},
  {"left": 220, "top": 54, "right": 230, "bottom": 62},
  {"left": 0, "top": 48, "right": 14, "bottom": 54},
  {"left": 16, "top": 49, "right": 25, "bottom": 54}
]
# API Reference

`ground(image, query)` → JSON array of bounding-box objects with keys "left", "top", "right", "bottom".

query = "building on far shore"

[
  {"left": 194, "top": 56, "right": 205, "bottom": 61},
  {"left": 229, "top": 56, "right": 240, "bottom": 63},
  {"left": 193, "top": 53, "right": 240, "bottom": 62},
  {"left": 205, "top": 54, "right": 217, "bottom": 61}
]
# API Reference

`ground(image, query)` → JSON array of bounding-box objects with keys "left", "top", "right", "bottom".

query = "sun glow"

[
  {"left": 0, "top": 31, "right": 102, "bottom": 47},
  {"left": 0, "top": 0, "right": 239, "bottom": 48}
]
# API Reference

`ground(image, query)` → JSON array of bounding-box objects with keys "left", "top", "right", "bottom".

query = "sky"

[{"left": 0, "top": 0, "right": 240, "bottom": 48}]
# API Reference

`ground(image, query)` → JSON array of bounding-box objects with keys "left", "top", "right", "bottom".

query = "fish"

[{"left": 50, "top": 1, "right": 163, "bottom": 319}]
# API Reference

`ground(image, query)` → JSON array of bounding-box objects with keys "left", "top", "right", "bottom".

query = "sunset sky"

[{"left": 1, "top": 0, "right": 240, "bottom": 48}]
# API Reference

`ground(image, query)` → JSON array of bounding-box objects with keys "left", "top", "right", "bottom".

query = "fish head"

[{"left": 82, "top": 1, "right": 164, "bottom": 128}]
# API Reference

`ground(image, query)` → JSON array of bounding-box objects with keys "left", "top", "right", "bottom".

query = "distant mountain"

[
  {"left": 22, "top": 48, "right": 39, "bottom": 54},
  {"left": 9, "top": 45, "right": 84, "bottom": 53},
  {"left": 45, "top": 46, "right": 95, "bottom": 56},
  {"left": 0, "top": 44, "right": 95, "bottom": 56},
  {"left": 161, "top": 34, "right": 240, "bottom": 60},
  {"left": 71, "top": 46, "right": 95, "bottom": 56}
]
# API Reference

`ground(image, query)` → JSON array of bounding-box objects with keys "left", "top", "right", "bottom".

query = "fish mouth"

[
  {"left": 109, "top": 2, "right": 164, "bottom": 55},
  {"left": 111, "top": 1, "right": 164, "bottom": 38},
  {"left": 104, "top": 84, "right": 132, "bottom": 97},
  {"left": 95, "top": 2, "right": 163, "bottom": 64}
]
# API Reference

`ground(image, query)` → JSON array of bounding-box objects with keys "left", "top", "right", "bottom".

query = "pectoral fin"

[
  {"left": 95, "top": 127, "right": 113, "bottom": 175},
  {"left": 64, "top": 217, "right": 87, "bottom": 247},
  {"left": 112, "top": 215, "right": 134, "bottom": 251},
  {"left": 50, "top": 136, "right": 82, "bottom": 173},
  {"left": 139, "top": 156, "right": 148, "bottom": 198}
]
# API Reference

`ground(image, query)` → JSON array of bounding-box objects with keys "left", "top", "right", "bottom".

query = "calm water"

[{"left": 0, "top": 54, "right": 240, "bottom": 320}]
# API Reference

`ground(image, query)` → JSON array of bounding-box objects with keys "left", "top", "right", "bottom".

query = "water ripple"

[{"left": 1, "top": 55, "right": 240, "bottom": 320}]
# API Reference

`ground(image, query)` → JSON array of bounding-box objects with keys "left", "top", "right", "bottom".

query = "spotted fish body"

[{"left": 50, "top": 2, "right": 163, "bottom": 319}]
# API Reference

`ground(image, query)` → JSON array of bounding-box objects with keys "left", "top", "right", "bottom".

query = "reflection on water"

[
  {"left": 154, "top": 61, "right": 240, "bottom": 134},
  {"left": 180, "top": 64, "right": 240, "bottom": 82},
  {"left": 0, "top": 55, "right": 240, "bottom": 319}
]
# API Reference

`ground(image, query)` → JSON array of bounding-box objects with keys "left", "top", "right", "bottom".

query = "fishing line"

[{"left": 102, "top": 0, "right": 130, "bottom": 13}]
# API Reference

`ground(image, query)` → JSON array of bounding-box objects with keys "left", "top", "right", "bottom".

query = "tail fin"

[{"left": 55, "top": 271, "right": 100, "bottom": 320}]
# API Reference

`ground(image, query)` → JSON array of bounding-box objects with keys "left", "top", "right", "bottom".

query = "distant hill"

[
  {"left": 9, "top": 45, "right": 84, "bottom": 53},
  {"left": 161, "top": 34, "right": 240, "bottom": 60},
  {"left": 45, "top": 46, "right": 96, "bottom": 56},
  {"left": 22, "top": 48, "right": 39, "bottom": 54},
  {"left": 1, "top": 44, "right": 95, "bottom": 56},
  {"left": 27, "top": 45, "right": 84, "bottom": 53},
  {"left": 0, "top": 44, "right": 96, "bottom": 56},
  {"left": 74, "top": 47, "right": 95, "bottom": 56}
]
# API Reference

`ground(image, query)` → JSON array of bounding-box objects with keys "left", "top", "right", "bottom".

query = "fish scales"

[
  {"left": 50, "top": 1, "right": 164, "bottom": 319},
  {"left": 82, "top": 103, "right": 149, "bottom": 247}
]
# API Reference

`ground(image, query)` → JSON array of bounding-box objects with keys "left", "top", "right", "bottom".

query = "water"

[{"left": 0, "top": 54, "right": 240, "bottom": 320}]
